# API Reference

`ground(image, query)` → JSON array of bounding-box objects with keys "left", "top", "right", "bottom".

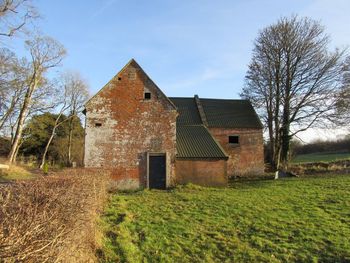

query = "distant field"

[
  {"left": 292, "top": 152, "right": 350, "bottom": 164},
  {"left": 101, "top": 175, "right": 350, "bottom": 262}
]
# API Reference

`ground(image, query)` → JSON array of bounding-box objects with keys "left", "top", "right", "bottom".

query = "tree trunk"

[
  {"left": 278, "top": 104, "right": 291, "bottom": 171},
  {"left": 8, "top": 79, "right": 37, "bottom": 163},
  {"left": 279, "top": 54, "right": 291, "bottom": 171},
  {"left": 272, "top": 57, "right": 281, "bottom": 169},
  {"left": 0, "top": 89, "right": 21, "bottom": 130},
  {"left": 40, "top": 111, "right": 70, "bottom": 169},
  {"left": 267, "top": 110, "right": 275, "bottom": 168},
  {"left": 273, "top": 105, "right": 280, "bottom": 169},
  {"left": 67, "top": 116, "right": 74, "bottom": 166},
  {"left": 266, "top": 80, "right": 276, "bottom": 168},
  {"left": 39, "top": 125, "right": 57, "bottom": 169},
  {"left": 279, "top": 124, "right": 290, "bottom": 171},
  {"left": 268, "top": 126, "right": 274, "bottom": 165},
  {"left": 13, "top": 139, "right": 23, "bottom": 163}
]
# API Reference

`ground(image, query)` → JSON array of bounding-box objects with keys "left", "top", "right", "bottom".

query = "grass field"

[
  {"left": 292, "top": 152, "right": 350, "bottom": 164},
  {"left": 100, "top": 175, "right": 350, "bottom": 263}
]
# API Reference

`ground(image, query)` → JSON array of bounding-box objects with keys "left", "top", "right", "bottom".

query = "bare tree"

[
  {"left": 39, "top": 91, "right": 68, "bottom": 169},
  {"left": 336, "top": 56, "right": 350, "bottom": 124},
  {"left": 0, "top": 48, "right": 24, "bottom": 130},
  {"left": 0, "top": 0, "right": 38, "bottom": 38},
  {"left": 39, "top": 72, "right": 88, "bottom": 168},
  {"left": 7, "top": 35, "right": 66, "bottom": 163},
  {"left": 63, "top": 72, "right": 89, "bottom": 166},
  {"left": 241, "top": 16, "right": 346, "bottom": 172}
]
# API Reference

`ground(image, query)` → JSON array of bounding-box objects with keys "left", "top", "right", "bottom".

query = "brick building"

[{"left": 84, "top": 59, "right": 264, "bottom": 189}]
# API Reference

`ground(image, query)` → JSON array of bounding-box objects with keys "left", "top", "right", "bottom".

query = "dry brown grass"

[
  {"left": 290, "top": 159, "right": 350, "bottom": 176},
  {"left": 0, "top": 168, "right": 109, "bottom": 262}
]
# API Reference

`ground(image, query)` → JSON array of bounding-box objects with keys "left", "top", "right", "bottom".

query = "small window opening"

[
  {"left": 229, "top": 135, "right": 239, "bottom": 144},
  {"left": 118, "top": 77, "right": 122, "bottom": 81},
  {"left": 144, "top": 92, "right": 151, "bottom": 100},
  {"left": 95, "top": 123, "right": 102, "bottom": 127}
]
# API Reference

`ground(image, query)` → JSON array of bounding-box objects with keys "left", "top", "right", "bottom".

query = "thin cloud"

[
  {"left": 91, "top": 0, "right": 118, "bottom": 19},
  {"left": 165, "top": 67, "right": 226, "bottom": 92}
]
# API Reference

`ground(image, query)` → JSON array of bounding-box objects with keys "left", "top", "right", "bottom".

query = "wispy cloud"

[
  {"left": 91, "top": 0, "right": 118, "bottom": 19},
  {"left": 165, "top": 66, "right": 231, "bottom": 93}
]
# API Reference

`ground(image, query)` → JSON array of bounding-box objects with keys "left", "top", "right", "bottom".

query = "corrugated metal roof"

[
  {"left": 169, "top": 96, "right": 262, "bottom": 158},
  {"left": 169, "top": 97, "right": 262, "bottom": 129},
  {"left": 176, "top": 125, "right": 228, "bottom": 159},
  {"left": 169, "top": 97, "right": 202, "bottom": 125},
  {"left": 200, "top": 99, "right": 263, "bottom": 129}
]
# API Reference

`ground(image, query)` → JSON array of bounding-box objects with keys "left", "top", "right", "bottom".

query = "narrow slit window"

[
  {"left": 229, "top": 135, "right": 239, "bottom": 144},
  {"left": 144, "top": 92, "right": 151, "bottom": 100},
  {"left": 95, "top": 123, "right": 102, "bottom": 127}
]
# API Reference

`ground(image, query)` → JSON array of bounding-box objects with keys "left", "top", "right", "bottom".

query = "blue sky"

[{"left": 17, "top": 0, "right": 348, "bottom": 100}]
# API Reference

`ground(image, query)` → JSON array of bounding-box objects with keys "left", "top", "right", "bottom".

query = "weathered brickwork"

[
  {"left": 84, "top": 61, "right": 177, "bottom": 189},
  {"left": 176, "top": 159, "right": 227, "bottom": 186},
  {"left": 85, "top": 59, "right": 265, "bottom": 189},
  {"left": 209, "top": 128, "right": 264, "bottom": 177}
]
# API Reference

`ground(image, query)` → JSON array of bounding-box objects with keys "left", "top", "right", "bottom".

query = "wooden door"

[{"left": 149, "top": 155, "right": 166, "bottom": 189}]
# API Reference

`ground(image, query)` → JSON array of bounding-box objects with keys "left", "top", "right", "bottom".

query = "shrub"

[
  {"left": 0, "top": 169, "right": 108, "bottom": 262},
  {"left": 42, "top": 162, "right": 49, "bottom": 174}
]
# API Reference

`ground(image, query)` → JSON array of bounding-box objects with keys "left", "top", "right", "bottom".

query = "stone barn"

[{"left": 83, "top": 59, "right": 264, "bottom": 189}]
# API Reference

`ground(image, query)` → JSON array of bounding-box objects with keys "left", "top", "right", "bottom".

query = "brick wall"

[
  {"left": 209, "top": 128, "right": 264, "bottom": 177},
  {"left": 175, "top": 159, "right": 227, "bottom": 186},
  {"left": 84, "top": 61, "right": 177, "bottom": 189}
]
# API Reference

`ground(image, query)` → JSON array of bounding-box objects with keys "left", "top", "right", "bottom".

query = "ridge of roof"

[
  {"left": 168, "top": 97, "right": 195, "bottom": 99},
  {"left": 169, "top": 96, "right": 249, "bottom": 102}
]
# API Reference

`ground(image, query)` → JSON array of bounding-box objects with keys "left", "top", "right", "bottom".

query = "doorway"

[{"left": 148, "top": 153, "right": 166, "bottom": 189}]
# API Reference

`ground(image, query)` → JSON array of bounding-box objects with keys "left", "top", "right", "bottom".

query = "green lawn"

[
  {"left": 100, "top": 176, "right": 350, "bottom": 263},
  {"left": 292, "top": 152, "right": 350, "bottom": 164}
]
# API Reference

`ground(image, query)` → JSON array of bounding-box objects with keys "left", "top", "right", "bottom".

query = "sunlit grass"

[
  {"left": 100, "top": 175, "right": 350, "bottom": 262},
  {"left": 0, "top": 165, "right": 37, "bottom": 182}
]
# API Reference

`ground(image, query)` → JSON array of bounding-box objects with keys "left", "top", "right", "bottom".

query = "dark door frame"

[{"left": 147, "top": 152, "right": 167, "bottom": 189}]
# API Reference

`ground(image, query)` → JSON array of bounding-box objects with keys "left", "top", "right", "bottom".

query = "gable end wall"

[{"left": 84, "top": 62, "right": 177, "bottom": 189}]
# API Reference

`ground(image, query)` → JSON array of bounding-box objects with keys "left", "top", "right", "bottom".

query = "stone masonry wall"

[
  {"left": 209, "top": 128, "right": 264, "bottom": 177},
  {"left": 84, "top": 61, "right": 177, "bottom": 189}
]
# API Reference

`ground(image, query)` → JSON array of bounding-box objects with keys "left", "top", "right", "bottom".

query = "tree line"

[
  {"left": 292, "top": 137, "right": 350, "bottom": 156},
  {"left": 241, "top": 15, "right": 349, "bottom": 174},
  {"left": 0, "top": 0, "right": 88, "bottom": 167}
]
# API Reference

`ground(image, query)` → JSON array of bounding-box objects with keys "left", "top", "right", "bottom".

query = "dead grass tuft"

[{"left": 290, "top": 159, "right": 350, "bottom": 176}]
